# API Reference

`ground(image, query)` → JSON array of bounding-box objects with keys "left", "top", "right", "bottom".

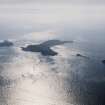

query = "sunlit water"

[{"left": 0, "top": 4, "right": 105, "bottom": 105}]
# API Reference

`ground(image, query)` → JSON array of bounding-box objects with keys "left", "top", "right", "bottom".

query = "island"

[
  {"left": 76, "top": 54, "right": 89, "bottom": 59},
  {"left": 21, "top": 40, "right": 73, "bottom": 56},
  {"left": 102, "top": 60, "right": 105, "bottom": 65},
  {"left": 0, "top": 40, "right": 13, "bottom": 47}
]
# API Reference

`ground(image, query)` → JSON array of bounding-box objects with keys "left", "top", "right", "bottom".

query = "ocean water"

[{"left": 0, "top": 4, "right": 105, "bottom": 105}]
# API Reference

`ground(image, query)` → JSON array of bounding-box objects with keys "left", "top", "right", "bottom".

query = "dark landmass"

[
  {"left": 102, "top": 60, "right": 105, "bottom": 65},
  {"left": 0, "top": 40, "right": 13, "bottom": 47},
  {"left": 21, "top": 40, "right": 73, "bottom": 56},
  {"left": 76, "top": 53, "right": 89, "bottom": 59}
]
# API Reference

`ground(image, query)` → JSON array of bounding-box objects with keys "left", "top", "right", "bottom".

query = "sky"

[
  {"left": 0, "top": 0, "right": 105, "bottom": 42},
  {"left": 0, "top": 0, "right": 105, "bottom": 5}
]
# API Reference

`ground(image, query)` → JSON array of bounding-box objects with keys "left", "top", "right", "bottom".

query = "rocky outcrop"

[
  {"left": 102, "top": 60, "right": 105, "bottom": 65},
  {"left": 21, "top": 40, "right": 73, "bottom": 56},
  {"left": 0, "top": 40, "right": 13, "bottom": 47}
]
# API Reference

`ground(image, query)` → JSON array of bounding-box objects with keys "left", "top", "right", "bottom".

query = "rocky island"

[
  {"left": 0, "top": 40, "right": 13, "bottom": 47},
  {"left": 21, "top": 40, "right": 73, "bottom": 56},
  {"left": 102, "top": 60, "right": 105, "bottom": 65}
]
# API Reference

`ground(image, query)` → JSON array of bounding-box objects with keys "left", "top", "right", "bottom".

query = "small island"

[
  {"left": 0, "top": 40, "right": 13, "bottom": 47},
  {"left": 102, "top": 60, "right": 105, "bottom": 65},
  {"left": 76, "top": 53, "right": 89, "bottom": 59},
  {"left": 21, "top": 40, "right": 73, "bottom": 56}
]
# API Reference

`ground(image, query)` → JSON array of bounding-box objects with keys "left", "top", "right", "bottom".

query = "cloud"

[{"left": 0, "top": 0, "right": 105, "bottom": 5}]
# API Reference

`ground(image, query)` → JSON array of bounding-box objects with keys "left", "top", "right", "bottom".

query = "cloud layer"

[{"left": 0, "top": 0, "right": 105, "bottom": 5}]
